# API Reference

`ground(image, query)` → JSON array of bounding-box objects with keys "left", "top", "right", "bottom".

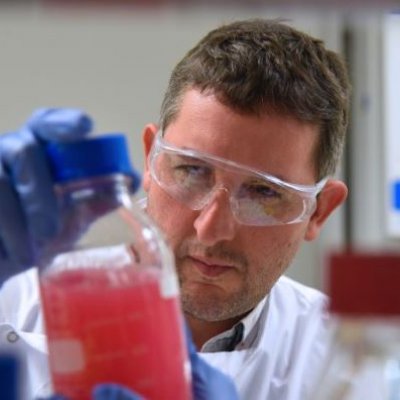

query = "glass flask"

[{"left": 39, "top": 135, "right": 192, "bottom": 400}]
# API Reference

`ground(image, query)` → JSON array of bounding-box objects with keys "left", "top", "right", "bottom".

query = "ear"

[
  {"left": 142, "top": 123, "right": 158, "bottom": 192},
  {"left": 304, "top": 179, "right": 348, "bottom": 241}
]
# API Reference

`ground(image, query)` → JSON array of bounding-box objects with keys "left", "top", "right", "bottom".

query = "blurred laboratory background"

[{"left": 0, "top": 1, "right": 399, "bottom": 290}]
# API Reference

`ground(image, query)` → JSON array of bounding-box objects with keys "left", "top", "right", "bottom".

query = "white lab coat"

[
  {"left": 0, "top": 268, "right": 51, "bottom": 399},
  {"left": 200, "top": 277, "right": 331, "bottom": 400},
  {"left": 0, "top": 267, "right": 331, "bottom": 400}
]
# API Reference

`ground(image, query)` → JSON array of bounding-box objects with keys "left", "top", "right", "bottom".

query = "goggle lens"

[{"left": 150, "top": 133, "right": 324, "bottom": 226}]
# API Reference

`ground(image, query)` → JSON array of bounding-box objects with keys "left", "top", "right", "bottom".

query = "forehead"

[{"left": 164, "top": 89, "right": 319, "bottom": 184}]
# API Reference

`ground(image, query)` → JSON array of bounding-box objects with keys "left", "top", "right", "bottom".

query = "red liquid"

[{"left": 40, "top": 267, "right": 191, "bottom": 400}]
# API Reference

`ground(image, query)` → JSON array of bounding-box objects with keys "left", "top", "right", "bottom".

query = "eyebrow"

[
  {"left": 164, "top": 141, "right": 290, "bottom": 182},
  {"left": 157, "top": 132, "right": 324, "bottom": 192}
]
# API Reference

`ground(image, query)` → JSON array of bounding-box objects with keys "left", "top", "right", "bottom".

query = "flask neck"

[
  {"left": 36, "top": 174, "right": 134, "bottom": 266},
  {"left": 55, "top": 174, "right": 133, "bottom": 208}
]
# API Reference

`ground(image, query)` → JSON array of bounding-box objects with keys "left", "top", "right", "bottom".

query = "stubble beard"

[
  {"left": 176, "top": 242, "right": 267, "bottom": 322},
  {"left": 176, "top": 238, "right": 301, "bottom": 323},
  {"left": 180, "top": 276, "right": 265, "bottom": 322}
]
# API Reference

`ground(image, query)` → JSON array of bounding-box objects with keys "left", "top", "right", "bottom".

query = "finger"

[
  {"left": 184, "top": 320, "right": 239, "bottom": 400},
  {"left": 0, "top": 173, "right": 33, "bottom": 268},
  {"left": 183, "top": 319, "right": 198, "bottom": 357},
  {"left": 1, "top": 130, "right": 58, "bottom": 242},
  {"left": 35, "top": 395, "right": 68, "bottom": 400},
  {"left": 192, "top": 355, "right": 239, "bottom": 400},
  {"left": 93, "top": 384, "right": 144, "bottom": 400},
  {"left": 27, "top": 108, "right": 93, "bottom": 142},
  {"left": 27, "top": 108, "right": 142, "bottom": 193}
]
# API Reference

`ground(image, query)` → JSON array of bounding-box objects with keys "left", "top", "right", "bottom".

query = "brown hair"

[{"left": 160, "top": 18, "right": 351, "bottom": 180}]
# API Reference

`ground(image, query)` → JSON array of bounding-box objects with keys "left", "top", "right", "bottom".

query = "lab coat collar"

[{"left": 200, "top": 296, "right": 268, "bottom": 353}]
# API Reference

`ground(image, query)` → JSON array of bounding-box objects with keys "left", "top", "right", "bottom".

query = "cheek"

[
  {"left": 245, "top": 224, "right": 305, "bottom": 256},
  {"left": 244, "top": 226, "right": 306, "bottom": 283}
]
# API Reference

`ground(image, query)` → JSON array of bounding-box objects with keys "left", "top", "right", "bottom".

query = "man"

[
  {"left": 141, "top": 17, "right": 349, "bottom": 398},
  {"left": 0, "top": 18, "right": 350, "bottom": 399}
]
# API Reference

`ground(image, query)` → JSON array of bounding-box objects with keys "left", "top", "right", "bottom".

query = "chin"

[{"left": 181, "top": 288, "right": 245, "bottom": 322}]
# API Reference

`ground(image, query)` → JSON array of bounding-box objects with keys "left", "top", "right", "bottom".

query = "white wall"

[
  {"left": 383, "top": 13, "right": 400, "bottom": 239},
  {"left": 347, "top": 11, "right": 400, "bottom": 251},
  {"left": 0, "top": 5, "right": 347, "bottom": 288}
]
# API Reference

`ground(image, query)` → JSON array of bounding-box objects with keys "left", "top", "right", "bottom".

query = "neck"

[{"left": 186, "top": 313, "right": 244, "bottom": 350}]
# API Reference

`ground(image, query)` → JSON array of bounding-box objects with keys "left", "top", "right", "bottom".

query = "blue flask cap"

[{"left": 46, "top": 134, "right": 141, "bottom": 193}]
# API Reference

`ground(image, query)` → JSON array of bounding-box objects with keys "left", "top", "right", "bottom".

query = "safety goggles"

[{"left": 149, "top": 131, "right": 327, "bottom": 226}]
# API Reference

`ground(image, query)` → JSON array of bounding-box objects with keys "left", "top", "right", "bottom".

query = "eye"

[
  {"left": 171, "top": 156, "right": 213, "bottom": 186},
  {"left": 174, "top": 164, "right": 210, "bottom": 178},
  {"left": 240, "top": 180, "right": 282, "bottom": 200}
]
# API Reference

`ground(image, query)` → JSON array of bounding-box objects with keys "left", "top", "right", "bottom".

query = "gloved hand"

[
  {"left": 37, "top": 383, "right": 143, "bottom": 400},
  {"left": 0, "top": 108, "right": 93, "bottom": 283},
  {"left": 38, "top": 325, "right": 239, "bottom": 400},
  {"left": 186, "top": 325, "right": 239, "bottom": 400},
  {"left": 92, "top": 384, "right": 144, "bottom": 400}
]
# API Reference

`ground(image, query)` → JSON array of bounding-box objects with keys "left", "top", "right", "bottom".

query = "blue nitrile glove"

[
  {"left": 36, "top": 383, "right": 143, "bottom": 400},
  {"left": 186, "top": 325, "right": 239, "bottom": 400},
  {"left": 38, "top": 326, "right": 239, "bottom": 400},
  {"left": 93, "top": 384, "right": 144, "bottom": 400},
  {"left": 40, "top": 349, "right": 238, "bottom": 400},
  {"left": 0, "top": 108, "right": 93, "bottom": 283}
]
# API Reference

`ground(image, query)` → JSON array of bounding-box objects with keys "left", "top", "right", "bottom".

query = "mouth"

[{"left": 188, "top": 256, "right": 236, "bottom": 278}]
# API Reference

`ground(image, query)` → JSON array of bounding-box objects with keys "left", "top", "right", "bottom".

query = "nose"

[{"left": 193, "top": 186, "right": 237, "bottom": 246}]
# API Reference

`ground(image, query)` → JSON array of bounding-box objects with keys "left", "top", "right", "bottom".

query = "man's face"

[{"left": 143, "top": 89, "right": 322, "bottom": 322}]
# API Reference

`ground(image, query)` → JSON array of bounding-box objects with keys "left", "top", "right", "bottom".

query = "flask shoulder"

[
  {"left": 37, "top": 175, "right": 134, "bottom": 262},
  {"left": 40, "top": 190, "right": 178, "bottom": 295}
]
